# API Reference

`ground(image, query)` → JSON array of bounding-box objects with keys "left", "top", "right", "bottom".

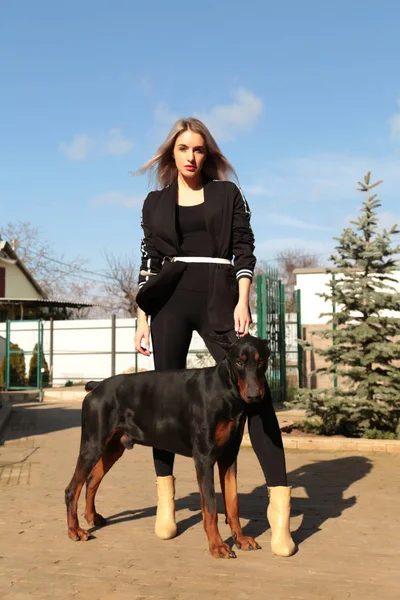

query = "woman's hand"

[
  {"left": 234, "top": 301, "right": 251, "bottom": 337},
  {"left": 135, "top": 309, "right": 151, "bottom": 356},
  {"left": 234, "top": 277, "right": 251, "bottom": 336}
]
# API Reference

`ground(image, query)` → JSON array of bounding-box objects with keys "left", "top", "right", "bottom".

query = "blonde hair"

[{"left": 135, "top": 117, "right": 239, "bottom": 188}]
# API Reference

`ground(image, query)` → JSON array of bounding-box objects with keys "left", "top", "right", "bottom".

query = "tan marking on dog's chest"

[{"left": 214, "top": 418, "right": 240, "bottom": 447}]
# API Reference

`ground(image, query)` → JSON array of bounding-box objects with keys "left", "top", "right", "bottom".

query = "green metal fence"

[
  {"left": 296, "top": 289, "right": 303, "bottom": 388},
  {"left": 256, "top": 268, "right": 287, "bottom": 404},
  {"left": 4, "top": 319, "right": 44, "bottom": 400}
]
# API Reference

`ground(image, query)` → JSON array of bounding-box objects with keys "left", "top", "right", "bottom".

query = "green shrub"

[
  {"left": 362, "top": 428, "right": 399, "bottom": 440},
  {"left": 28, "top": 343, "right": 50, "bottom": 388},
  {"left": 292, "top": 388, "right": 400, "bottom": 438},
  {"left": 0, "top": 343, "right": 26, "bottom": 388},
  {"left": 285, "top": 384, "right": 299, "bottom": 405}
]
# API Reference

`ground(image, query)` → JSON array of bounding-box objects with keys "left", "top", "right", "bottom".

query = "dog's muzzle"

[{"left": 240, "top": 382, "right": 265, "bottom": 404}]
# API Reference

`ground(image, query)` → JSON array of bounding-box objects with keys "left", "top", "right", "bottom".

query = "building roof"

[
  {"left": 293, "top": 267, "right": 334, "bottom": 275},
  {"left": 292, "top": 266, "right": 382, "bottom": 275},
  {"left": 0, "top": 240, "right": 47, "bottom": 298},
  {"left": 0, "top": 298, "right": 94, "bottom": 308}
]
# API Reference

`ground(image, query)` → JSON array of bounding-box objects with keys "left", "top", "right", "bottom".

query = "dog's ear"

[
  {"left": 85, "top": 380, "right": 99, "bottom": 392},
  {"left": 204, "top": 332, "right": 236, "bottom": 351}
]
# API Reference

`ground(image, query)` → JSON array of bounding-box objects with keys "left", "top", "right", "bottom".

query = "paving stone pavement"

[{"left": 0, "top": 400, "right": 399, "bottom": 600}]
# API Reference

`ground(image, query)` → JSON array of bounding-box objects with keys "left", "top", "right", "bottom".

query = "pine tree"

[{"left": 299, "top": 172, "right": 400, "bottom": 438}]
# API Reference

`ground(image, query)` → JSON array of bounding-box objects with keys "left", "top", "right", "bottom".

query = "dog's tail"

[{"left": 85, "top": 380, "right": 100, "bottom": 392}]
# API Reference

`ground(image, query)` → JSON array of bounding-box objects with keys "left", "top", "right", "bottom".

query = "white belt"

[
  {"left": 140, "top": 256, "right": 231, "bottom": 277},
  {"left": 169, "top": 256, "right": 231, "bottom": 264}
]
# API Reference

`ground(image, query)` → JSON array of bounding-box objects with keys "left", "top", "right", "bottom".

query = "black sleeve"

[
  {"left": 138, "top": 193, "right": 164, "bottom": 290},
  {"left": 231, "top": 184, "right": 256, "bottom": 282}
]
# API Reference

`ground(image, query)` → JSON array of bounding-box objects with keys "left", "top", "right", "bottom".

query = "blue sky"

[{"left": 1, "top": 0, "right": 400, "bottom": 284}]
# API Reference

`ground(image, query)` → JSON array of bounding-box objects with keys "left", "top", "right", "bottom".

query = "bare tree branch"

[
  {"left": 1, "top": 220, "right": 89, "bottom": 301},
  {"left": 275, "top": 248, "right": 319, "bottom": 286},
  {"left": 101, "top": 251, "right": 139, "bottom": 317},
  {"left": 275, "top": 247, "right": 320, "bottom": 310}
]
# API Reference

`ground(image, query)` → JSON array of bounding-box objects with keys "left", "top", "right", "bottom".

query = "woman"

[{"left": 134, "top": 118, "right": 295, "bottom": 557}]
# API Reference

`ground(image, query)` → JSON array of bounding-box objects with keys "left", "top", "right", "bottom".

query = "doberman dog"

[{"left": 65, "top": 334, "right": 269, "bottom": 558}]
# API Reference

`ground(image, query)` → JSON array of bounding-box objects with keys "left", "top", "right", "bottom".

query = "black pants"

[{"left": 150, "top": 288, "right": 287, "bottom": 487}]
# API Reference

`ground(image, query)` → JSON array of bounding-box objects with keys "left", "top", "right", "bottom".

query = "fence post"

[
  {"left": 37, "top": 320, "right": 42, "bottom": 390},
  {"left": 134, "top": 319, "right": 138, "bottom": 373},
  {"left": 49, "top": 317, "right": 54, "bottom": 387},
  {"left": 111, "top": 314, "right": 116, "bottom": 376},
  {"left": 332, "top": 273, "right": 337, "bottom": 389},
  {"left": 256, "top": 275, "right": 263, "bottom": 337},
  {"left": 256, "top": 274, "right": 267, "bottom": 339},
  {"left": 279, "top": 282, "right": 287, "bottom": 404},
  {"left": 5, "top": 320, "right": 10, "bottom": 390},
  {"left": 38, "top": 321, "right": 44, "bottom": 401},
  {"left": 296, "top": 289, "right": 303, "bottom": 388}
]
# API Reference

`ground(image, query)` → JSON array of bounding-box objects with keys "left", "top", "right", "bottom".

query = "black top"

[
  {"left": 137, "top": 180, "right": 256, "bottom": 330},
  {"left": 175, "top": 203, "right": 212, "bottom": 291}
]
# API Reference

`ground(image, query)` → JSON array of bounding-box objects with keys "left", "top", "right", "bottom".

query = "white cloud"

[
  {"left": 196, "top": 88, "right": 263, "bottom": 142},
  {"left": 105, "top": 129, "right": 134, "bottom": 155},
  {"left": 59, "top": 134, "right": 92, "bottom": 161},
  {"left": 152, "top": 103, "right": 181, "bottom": 139},
  {"left": 389, "top": 114, "right": 400, "bottom": 140},
  {"left": 153, "top": 87, "right": 263, "bottom": 143},
  {"left": 154, "top": 103, "right": 180, "bottom": 128},
  {"left": 250, "top": 154, "right": 400, "bottom": 264},
  {"left": 378, "top": 211, "right": 400, "bottom": 232},
  {"left": 257, "top": 153, "right": 400, "bottom": 206},
  {"left": 268, "top": 213, "right": 330, "bottom": 231},
  {"left": 92, "top": 192, "right": 142, "bottom": 208},
  {"left": 389, "top": 98, "right": 400, "bottom": 140},
  {"left": 59, "top": 129, "right": 133, "bottom": 161},
  {"left": 344, "top": 210, "right": 400, "bottom": 234},
  {"left": 243, "top": 184, "right": 271, "bottom": 197}
]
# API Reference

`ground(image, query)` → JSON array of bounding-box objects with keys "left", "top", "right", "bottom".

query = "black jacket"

[{"left": 136, "top": 179, "right": 256, "bottom": 330}]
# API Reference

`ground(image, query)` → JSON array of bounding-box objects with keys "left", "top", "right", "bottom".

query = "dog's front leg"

[
  {"left": 194, "top": 457, "right": 236, "bottom": 559},
  {"left": 218, "top": 458, "right": 261, "bottom": 551}
]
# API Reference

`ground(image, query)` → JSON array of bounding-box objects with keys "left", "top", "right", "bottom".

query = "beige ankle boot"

[
  {"left": 267, "top": 486, "right": 296, "bottom": 557},
  {"left": 155, "top": 476, "right": 177, "bottom": 540}
]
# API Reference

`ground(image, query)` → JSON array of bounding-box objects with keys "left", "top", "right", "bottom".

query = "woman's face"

[{"left": 173, "top": 129, "right": 207, "bottom": 181}]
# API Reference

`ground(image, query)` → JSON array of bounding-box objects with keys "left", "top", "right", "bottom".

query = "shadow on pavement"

[
  {"left": 96, "top": 455, "right": 373, "bottom": 549},
  {"left": 0, "top": 403, "right": 373, "bottom": 544},
  {"left": 1, "top": 402, "right": 373, "bottom": 549},
  {"left": 0, "top": 402, "right": 82, "bottom": 445}
]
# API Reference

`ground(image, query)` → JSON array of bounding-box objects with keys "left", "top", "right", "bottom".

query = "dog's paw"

[
  {"left": 85, "top": 512, "right": 107, "bottom": 527},
  {"left": 233, "top": 534, "right": 261, "bottom": 551},
  {"left": 68, "top": 527, "right": 90, "bottom": 541},
  {"left": 209, "top": 543, "right": 237, "bottom": 559}
]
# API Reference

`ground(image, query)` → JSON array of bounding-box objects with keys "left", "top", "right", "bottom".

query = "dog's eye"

[
  {"left": 258, "top": 359, "right": 264, "bottom": 366},
  {"left": 236, "top": 360, "right": 243, "bottom": 367}
]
